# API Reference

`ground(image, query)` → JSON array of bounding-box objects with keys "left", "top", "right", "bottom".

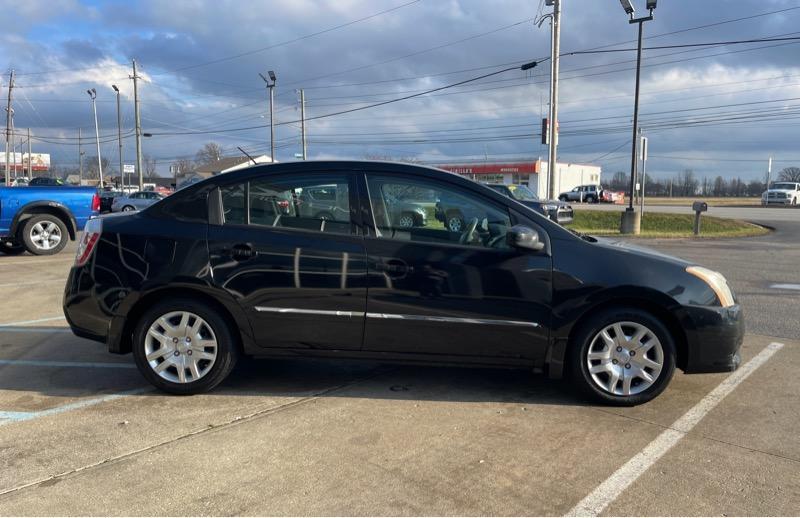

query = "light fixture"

[
  {"left": 646, "top": 0, "right": 657, "bottom": 10},
  {"left": 268, "top": 70, "right": 276, "bottom": 82},
  {"left": 619, "top": 0, "right": 635, "bottom": 15}
]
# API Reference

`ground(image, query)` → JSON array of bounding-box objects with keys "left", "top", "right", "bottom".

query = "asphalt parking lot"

[{"left": 1, "top": 211, "right": 798, "bottom": 516}]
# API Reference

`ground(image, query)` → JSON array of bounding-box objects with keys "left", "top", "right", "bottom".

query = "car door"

[
  {"left": 207, "top": 170, "right": 368, "bottom": 350},
  {"left": 359, "top": 172, "right": 552, "bottom": 360}
]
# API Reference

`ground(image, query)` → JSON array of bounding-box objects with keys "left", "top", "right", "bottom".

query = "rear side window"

[
  {"left": 219, "top": 173, "right": 354, "bottom": 235},
  {"left": 154, "top": 188, "right": 209, "bottom": 222}
]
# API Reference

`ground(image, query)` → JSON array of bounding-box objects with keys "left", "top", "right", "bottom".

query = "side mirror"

[{"left": 507, "top": 225, "right": 545, "bottom": 251}]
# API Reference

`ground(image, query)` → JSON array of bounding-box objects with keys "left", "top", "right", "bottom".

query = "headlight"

[{"left": 686, "top": 266, "right": 735, "bottom": 307}]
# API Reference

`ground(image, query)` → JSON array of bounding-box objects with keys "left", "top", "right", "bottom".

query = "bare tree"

[
  {"left": 84, "top": 156, "right": 110, "bottom": 180},
  {"left": 195, "top": 142, "right": 223, "bottom": 165},
  {"left": 143, "top": 155, "right": 157, "bottom": 179},
  {"left": 609, "top": 171, "right": 628, "bottom": 191},
  {"left": 171, "top": 158, "right": 194, "bottom": 175},
  {"left": 778, "top": 166, "right": 800, "bottom": 182},
  {"left": 675, "top": 169, "right": 698, "bottom": 196},
  {"left": 363, "top": 154, "right": 421, "bottom": 165}
]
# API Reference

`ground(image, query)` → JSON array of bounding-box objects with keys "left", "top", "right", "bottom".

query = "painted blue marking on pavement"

[{"left": 0, "top": 388, "right": 149, "bottom": 427}]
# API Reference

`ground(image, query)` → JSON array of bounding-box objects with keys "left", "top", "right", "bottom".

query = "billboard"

[{"left": 0, "top": 153, "right": 51, "bottom": 171}]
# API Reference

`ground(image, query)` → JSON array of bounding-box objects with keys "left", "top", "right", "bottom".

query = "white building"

[{"left": 435, "top": 159, "right": 602, "bottom": 198}]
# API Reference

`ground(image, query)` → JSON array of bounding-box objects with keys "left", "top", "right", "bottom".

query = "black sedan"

[
  {"left": 64, "top": 161, "right": 744, "bottom": 405},
  {"left": 486, "top": 183, "right": 573, "bottom": 225}
]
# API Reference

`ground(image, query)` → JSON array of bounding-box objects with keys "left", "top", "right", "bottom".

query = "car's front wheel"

[
  {"left": 569, "top": 307, "right": 676, "bottom": 406},
  {"left": 398, "top": 212, "right": 416, "bottom": 228},
  {"left": 132, "top": 299, "right": 239, "bottom": 394}
]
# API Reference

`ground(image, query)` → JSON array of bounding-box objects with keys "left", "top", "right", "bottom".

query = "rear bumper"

[
  {"left": 63, "top": 265, "right": 116, "bottom": 349},
  {"left": 682, "top": 304, "right": 744, "bottom": 373}
]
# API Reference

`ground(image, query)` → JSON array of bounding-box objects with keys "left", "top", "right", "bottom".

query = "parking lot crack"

[{"left": 0, "top": 367, "right": 391, "bottom": 499}]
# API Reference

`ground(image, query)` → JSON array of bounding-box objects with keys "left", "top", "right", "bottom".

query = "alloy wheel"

[
  {"left": 398, "top": 215, "right": 415, "bottom": 228},
  {"left": 144, "top": 311, "right": 218, "bottom": 384},
  {"left": 585, "top": 321, "right": 664, "bottom": 396},
  {"left": 29, "top": 220, "right": 62, "bottom": 251},
  {"left": 447, "top": 217, "right": 463, "bottom": 232}
]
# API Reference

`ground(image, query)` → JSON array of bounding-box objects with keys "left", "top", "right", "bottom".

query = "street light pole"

[
  {"left": 259, "top": 70, "right": 277, "bottom": 162},
  {"left": 619, "top": 0, "right": 655, "bottom": 235},
  {"left": 87, "top": 88, "right": 103, "bottom": 189},
  {"left": 112, "top": 85, "right": 123, "bottom": 191}
]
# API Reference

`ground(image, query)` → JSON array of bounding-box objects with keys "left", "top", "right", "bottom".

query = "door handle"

[{"left": 230, "top": 243, "right": 255, "bottom": 260}]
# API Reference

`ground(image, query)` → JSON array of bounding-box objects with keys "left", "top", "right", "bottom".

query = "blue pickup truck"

[{"left": 0, "top": 186, "right": 100, "bottom": 255}]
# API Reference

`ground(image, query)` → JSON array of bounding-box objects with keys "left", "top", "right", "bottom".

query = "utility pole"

[
  {"left": 766, "top": 156, "right": 772, "bottom": 189},
  {"left": 87, "top": 88, "right": 103, "bottom": 188},
  {"left": 299, "top": 89, "right": 307, "bottom": 160},
  {"left": 639, "top": 131, "right": 648, "bottom": 215},
  {"left": 27, "top": 128, "right": 31, "bottom": 178},
  {"left": 131, "top": 59, "right": 144, "bottom": 191},
  {"left": 259, "top": 71, "right": 277, "bottom": 162},
  {"left": 4, "top": 69, "right": 14, "bottom": 186},
  {"left": 112, "top": 85, "right": 123, "bottom": 191},
  {"left": 545, "top": 0, "right": 561, "bottom": 201},
  {"left": 78, "top": 128, "right": 84, "bottom": 182}
]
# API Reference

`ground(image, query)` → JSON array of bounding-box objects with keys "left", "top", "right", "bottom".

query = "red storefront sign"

[{"left": 435, "top": 162, "right": 539, "bottom": 175}]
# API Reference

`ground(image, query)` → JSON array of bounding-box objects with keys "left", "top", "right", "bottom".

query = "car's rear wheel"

[
  {"left": 122, "top": 205, "right": 136, "bottom": 212},
  {"left": 559, "top": 195, "right": 567, "bottom": 202},
  {"left": 20, "top": 215, "right": 68, "bottom": 255},
  {"left": 132, "top": 299, "right": 239, "bottom": 394},
  {"left": 569, "top": 307, "right": 676, "bottom": 406}
]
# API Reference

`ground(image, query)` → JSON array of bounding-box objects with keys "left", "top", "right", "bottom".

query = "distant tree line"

[{"left": 606, "top": 166, "right": 800, "bottom": 197}]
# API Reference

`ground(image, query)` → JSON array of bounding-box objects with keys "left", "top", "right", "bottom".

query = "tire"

[
  {"left": 568, "top": 307, "right": 676, "bottom": 406},
  {"left": 398, "top": 212, "right": 416, "bottom": 228},
  {"left": 132, "top": 298, "right": 240, "bottom": 395},
  {"left": 792, "top": 197, "right": 797, "bottom": 206},
  {"left": 446, "top": 212, "right": 465, "bottom": 233},
  {"left": 559, "top": 195, "right": 567, "bottom": 202},
  {"left": 20, "top": 214, "right": 69, "bottom": 256},
  {"left": 0, "top": 241, "right": 25, "bottom": 255},
  {"left": 587, "top": 195, "right": 598, "bottom": 204},
  {"left": 122, "top": 205, "right": 136, "bottom": 212}
]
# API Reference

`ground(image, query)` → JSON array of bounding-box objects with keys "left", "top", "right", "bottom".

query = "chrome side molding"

[{"left": 253, "top": 306, "right": 540, "bottom": 328}]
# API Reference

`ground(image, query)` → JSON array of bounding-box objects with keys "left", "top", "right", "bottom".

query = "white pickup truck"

[{"left": 762, "top": 182, "right": 800, "bottom": 206}]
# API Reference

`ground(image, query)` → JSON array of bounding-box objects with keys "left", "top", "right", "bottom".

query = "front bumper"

[{"left": 682, "top": 304, "right": 744, "bottom": 373}]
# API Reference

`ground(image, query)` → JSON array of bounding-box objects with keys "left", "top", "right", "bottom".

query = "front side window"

[
  {"left": 220, "top": 174, "right": 353, "bottom": 235},
  {"left": 365, "top": 175, "right": 511, "bottom": 249},
  {"left": 507, "top": 184, "right": 538, "bottom": 201}
]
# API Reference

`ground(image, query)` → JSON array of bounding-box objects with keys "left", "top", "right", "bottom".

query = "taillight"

[
  {"left": 91, "top": 193, "right": 101, "bottom": 212},
  {"left": 75, "top": 218, "right": 102, "bottom": 267}
]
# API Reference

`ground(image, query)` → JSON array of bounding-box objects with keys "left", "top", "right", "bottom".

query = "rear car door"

[
  {"left": 208, "top": 170, "right": 368, "bottom": 351},
  {"left": 359, "top": 172, "right": 552, "bottom": 360}
]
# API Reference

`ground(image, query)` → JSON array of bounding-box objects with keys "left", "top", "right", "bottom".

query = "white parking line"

[
  {"left": 0, "top": 258, "right": 74, "bottom": 267},
  {"left": 0, "top": 316, "right": 66, "bottom": 327},
  {"left": 0, "top": 359, "right": 135, "bottom": 369},
  {"left": 0, "top": 388, "right": 149, "bottom": 427},
  {"left": 0, "top": 327, "right": 71, "bottom": 333},
  {"left": 769, "top": 283, "right": 800, "bottom": 290},
  {"left": 566, "top": 342, "right": 785, "bottom": 517}
]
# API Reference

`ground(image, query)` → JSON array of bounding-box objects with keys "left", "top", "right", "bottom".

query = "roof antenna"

[{"left": 237, "top": 146, "right": 257, "bottom": 165}]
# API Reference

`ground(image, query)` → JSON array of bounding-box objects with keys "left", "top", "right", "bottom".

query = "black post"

[{"left": 627, "top": 19, "right": 645, "bottom": 212}]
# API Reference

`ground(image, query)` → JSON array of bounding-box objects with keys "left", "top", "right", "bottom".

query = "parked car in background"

[
  {"left": 486, "top": 184, "right": 573, "bottom": 225},
  {"left": 64, "top": 160, "right": 744, "bottom": 406},
  {"left": 295, "top": 183, "right": 428, "bottom": 228},
  {"left": 111, "top": 191, "right": 165, "bottom": 212},
  {"left": 99, "top": 190, "right": 125, "bottom": 213},
  {"left": 761, "top": 182, "right": 800, "bottom": 206},
  {"left": 0, "top": 185, "right": 99, "bottom": 255},
  {"left": 28, "top": 177, "right": 64, "bottom": 186},
  {"left": 559, "top": 184, "right": 603, "bottom": 203}
]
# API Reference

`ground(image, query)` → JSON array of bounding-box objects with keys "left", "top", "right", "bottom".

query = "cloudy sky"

[{"left": 1, "top": 0, "right": 799, "bottom": 180}]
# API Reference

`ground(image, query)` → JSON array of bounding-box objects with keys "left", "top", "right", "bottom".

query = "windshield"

[
  {"left": 770, "top": 183, "right": 797, "bottom": 190},
  {"left": 507, "top": 185, "right": 539, "bottom": 201}
]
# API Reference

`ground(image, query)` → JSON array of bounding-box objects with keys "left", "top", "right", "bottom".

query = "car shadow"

[{"left": 0, "top": 332, "right": 587, "bottom": 406}]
